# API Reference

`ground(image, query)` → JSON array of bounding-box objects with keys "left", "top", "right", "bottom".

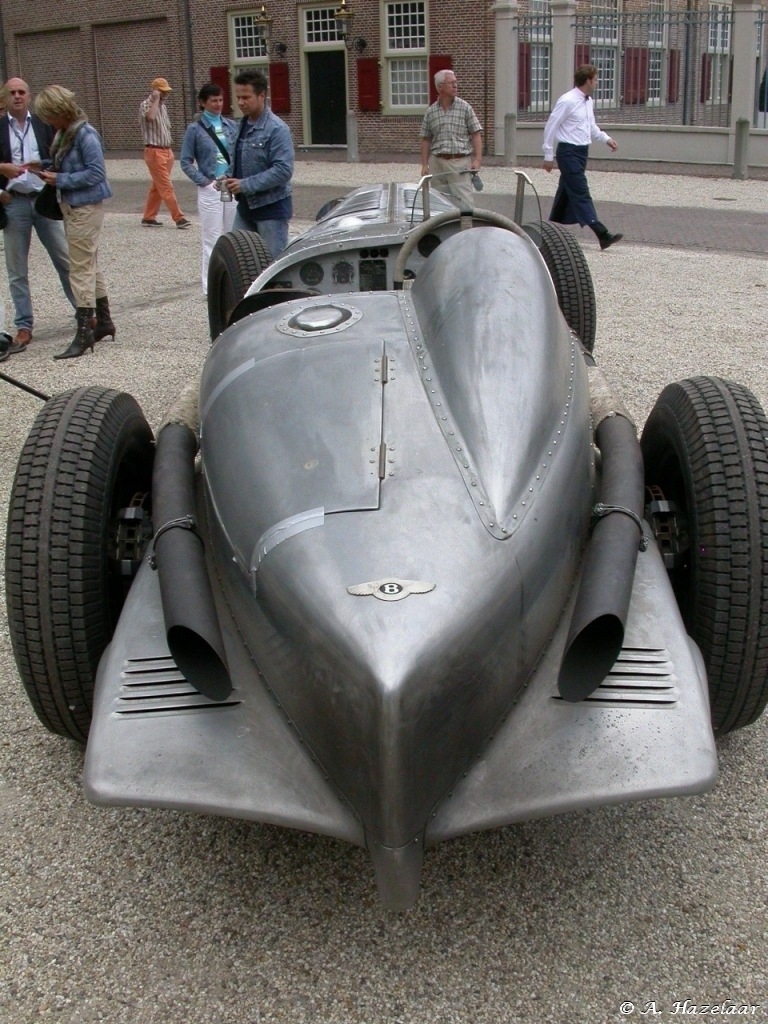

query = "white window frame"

[
  {"left": 591, "top": 0, "right": 620, "bottom": 46},
  {"left": 228, "top": 11, "right": 269, "bottom": 68},
  {"left": 529, "top": 43, "right": 551, "bottom": 111},
  {"left": 382, "top": 1, "right": 429, "bottom": 115},
  {"left": 708, "top": 3, "right": 731, "bottom": 54},
  {"left": 646, "top": 0, "right": 667, "bottom": 106},
  {"left": 302, "top": 6, "right": 346, "bottom": 50},
  {"left": 647, "top": 48, "right": 664, "bottom": 104},
  {"left": 591, "top": 46, "right": 619, "bottom": 108},
  {"left": 527, "top": 0, "right": 551, "bottom": 111},
  {"left": 590, "top": 0, "right": 620, "bottom": 108},
  {"left": 705, "top": 3, "right": 732, "bottom": 105}
]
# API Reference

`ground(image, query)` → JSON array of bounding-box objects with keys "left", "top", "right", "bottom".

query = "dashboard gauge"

[
  {"left": 299, "top": 261, "right": 325, "bottom": 286},
  {"left": 417, "top": 234, "right": 442, "bottom": 258},
  {"left": 332, "top": 260, "right": 355, "bottom": 285}
]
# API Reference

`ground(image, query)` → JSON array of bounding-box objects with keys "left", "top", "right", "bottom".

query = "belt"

[
  {"left": 144, "top": 144, "right": 170, "bottom": 149},
  {"left": 434, "top": 153, "right": 468, "bottom": 159}
]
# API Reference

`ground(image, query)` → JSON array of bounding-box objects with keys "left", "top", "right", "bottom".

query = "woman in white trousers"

[{"left": 180, "top": 83, "right": 238, "bottom": 295}]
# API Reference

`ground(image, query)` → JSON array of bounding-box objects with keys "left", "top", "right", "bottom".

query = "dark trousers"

[{"left": 549, "top": 143, "right": 598, "bottom": 227}]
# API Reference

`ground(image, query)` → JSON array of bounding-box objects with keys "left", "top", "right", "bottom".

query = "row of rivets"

[
  {"left": 512, "top": 337, "right": 579, "bottom": 516},
  {"left": 402, "top": 291, "right": 502, "bottom": 534}
]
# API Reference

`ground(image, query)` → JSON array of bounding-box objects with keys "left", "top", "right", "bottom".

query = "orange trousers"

[{"left": 142, "top": 147, "right": 185, "bottom": 222}]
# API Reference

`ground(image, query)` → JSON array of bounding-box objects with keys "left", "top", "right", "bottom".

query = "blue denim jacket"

[
  {"left": 53, "top": 124, "right": 112, "bottom": 207},
  {"left": 180, "top": 115, "right": 238, "bottom": 187},
  {"left": 235, "top": 109, "right": 293, "bottom": 212}
]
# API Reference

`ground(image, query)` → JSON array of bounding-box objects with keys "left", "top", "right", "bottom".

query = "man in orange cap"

[{"left": 139, "top": 77, "right": 190, "bottom": 228}]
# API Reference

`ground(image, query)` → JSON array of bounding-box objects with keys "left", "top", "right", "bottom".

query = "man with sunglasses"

[{"left": 0, "top": 78, "right": 75, "bottom": 353}]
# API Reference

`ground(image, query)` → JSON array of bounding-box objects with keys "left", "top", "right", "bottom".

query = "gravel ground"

[
  {"left": 0, "top": 167, "right": 767, "bottom": 1024},
  {"left": 105, "top": 157, "right": 768, "bottom": 211}
]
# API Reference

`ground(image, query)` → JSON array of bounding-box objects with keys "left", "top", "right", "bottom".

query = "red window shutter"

[
  {"left": 667, "top": 49, "right": 680, "bottom": 103},
  {"left": 269, "top": 63, "right": 290, "bottom": 114},
  {"left": 209, "top": 65, "right": 232, "bottom": 116},
  {"left": 575, "top": 45, "right": 590, "bottom": 68},
  {"left": 357, "top": 57, "right": 380, "bottom": 111},
  {"left": 518, "top": 42, "right": 531, "bottom": 109},
  {"left": 428, "top": 55, "right": 452, "bottom": 104},
  {"left": 623, "top": 47, "right": 648, "bottom": 104},
  {"left": 700, "top": 53, "right": 712, "bottom": 103}
]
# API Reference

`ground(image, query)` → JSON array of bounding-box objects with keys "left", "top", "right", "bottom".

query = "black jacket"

[{"left": 0, "top": 113, "right": 55, "bottom": 190}]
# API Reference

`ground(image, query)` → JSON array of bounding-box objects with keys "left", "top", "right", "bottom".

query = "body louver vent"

[
  {"left": 554, "top": 647, "right": 678, "bottom": 708},
  {"left": 116, "top": 657, "right": 240, "bottom": 715}
]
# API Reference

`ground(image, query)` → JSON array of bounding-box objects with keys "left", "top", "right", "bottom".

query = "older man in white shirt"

[{"left": 542, "top": 65, "right": 622, "bottom": 250}]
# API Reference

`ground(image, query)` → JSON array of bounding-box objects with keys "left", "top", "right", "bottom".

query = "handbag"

[
  {"left": 35, "top": 183, "right": 63, "bottom": 221},
  {"left": 0, "top": 205, "right": 7, "bottom": 230}
]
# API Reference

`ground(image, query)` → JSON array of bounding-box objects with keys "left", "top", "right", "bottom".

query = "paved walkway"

[{"left": 106, "top": 157, "right": 767, "bottom": 257}]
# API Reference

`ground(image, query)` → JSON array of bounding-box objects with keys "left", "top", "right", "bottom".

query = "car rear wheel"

[
  {"left": 5, "top": 387, "right": 155, "bottom": 742},
  {"left": 523, "top": 222, "right": 597, "bottom": 353},
  {"left": 641, "top": 376, "right": 768, "bottom": 734},
  {"left": 207, "top": 229, "right": 273, "bottom": 341}
]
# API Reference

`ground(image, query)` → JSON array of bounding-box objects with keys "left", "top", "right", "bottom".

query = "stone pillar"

[
  {"left": 730, "top": 0, "right": 762, "bottom": 151},
  {"left": 493, "top": 0, "right": 520, "bottom": 156},
  {"left": 550, "top": 0, "right": 578, "bottom": 106}
]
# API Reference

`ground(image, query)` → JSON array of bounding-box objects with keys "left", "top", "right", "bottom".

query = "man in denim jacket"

[{"left": 224, "top": 70, "right": 294, "bottom": 259}]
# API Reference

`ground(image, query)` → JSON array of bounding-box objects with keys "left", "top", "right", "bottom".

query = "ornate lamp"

[
  {"left": 333, "top": 0, "right": 367, "bottom": 54},
  {"left": 254, "top": 4, "right": 288, "bottom": 57}
]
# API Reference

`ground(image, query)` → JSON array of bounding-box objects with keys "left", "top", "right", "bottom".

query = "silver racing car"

[{"left": 6, "top": 179, "right": 768, "bottom": 909}]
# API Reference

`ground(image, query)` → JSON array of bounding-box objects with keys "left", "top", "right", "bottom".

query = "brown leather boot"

[{"left": 93, "top": 296, "right": 116, "bottom": 342}]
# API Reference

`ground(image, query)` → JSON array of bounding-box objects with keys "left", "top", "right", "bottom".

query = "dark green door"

[{"left": 307, "top": 51, "right": 347, "bottom": 145}]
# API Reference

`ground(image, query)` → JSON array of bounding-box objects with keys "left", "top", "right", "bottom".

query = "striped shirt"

[
  {"left": 419, "top": 97, "right": 482, "bottom": 156},
  {"left": 139, "top": 95, "right": 173, "bottom": 148}
]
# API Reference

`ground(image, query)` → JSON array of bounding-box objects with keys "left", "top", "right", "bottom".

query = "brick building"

[
  {"left": 1, "top": 0, "right": 763, "bottom": 164},
  {"left": 0, "top": 1, "right": 496, "bottom": 155}
]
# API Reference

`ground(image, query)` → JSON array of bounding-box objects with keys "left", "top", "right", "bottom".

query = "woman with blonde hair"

[{"left": 33, "top": 85, "right": 114, "bottom": 359}]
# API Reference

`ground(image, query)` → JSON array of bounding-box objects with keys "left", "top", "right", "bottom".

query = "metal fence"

[
  {"left": 518, "top": 8, "right": 735, "bottom": 126},
  {"left": 757, "top": 8, "right": 768, "bottom": 127}
]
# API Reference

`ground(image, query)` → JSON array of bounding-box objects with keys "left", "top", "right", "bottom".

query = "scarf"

[
  {"left": 49, "top": 112, "right": 88, "bottom": 170},
  {"left": 201, "top": 110, "right": 223, "bottom": 130}
]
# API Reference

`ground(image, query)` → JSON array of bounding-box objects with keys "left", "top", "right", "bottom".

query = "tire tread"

[
  {"left": 6, "top": 387, "right": 154, "bottom": 742},
  {"left": 641, "top": 376, "right": 768, "bottom": 733}
]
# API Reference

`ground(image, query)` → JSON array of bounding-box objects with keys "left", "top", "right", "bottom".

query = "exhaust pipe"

[
  {"left": 152, "top": 393, "right": 232, "bottom": 702},
  {"left": 558, "top": 366, "right": 647, "bottom": 702}
]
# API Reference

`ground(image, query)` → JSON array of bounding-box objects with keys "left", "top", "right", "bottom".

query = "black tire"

[
  {"left": 641, "top": 377, "right": 768, "bottom": 734},
  {"left": 523, "top": 221, "right": 597, "bottom": 352},
  {"left": 207, "top": 229, "right": 274, "bottom": 341},
  {"left": 6, "top": 387, "right": 155, "bottom": 742}
]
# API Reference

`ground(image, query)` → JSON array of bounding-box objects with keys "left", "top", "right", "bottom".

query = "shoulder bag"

[
  {"left": 200, "top": 121, "right": 232, "bottom": 168},
  {"left": 34, "top": 183, "right": 63, "bottom": 220}
]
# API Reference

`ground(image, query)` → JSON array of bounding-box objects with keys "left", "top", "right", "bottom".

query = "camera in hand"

[{"left": 218, "top": 176, "right": 233, "bottom": 203}]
